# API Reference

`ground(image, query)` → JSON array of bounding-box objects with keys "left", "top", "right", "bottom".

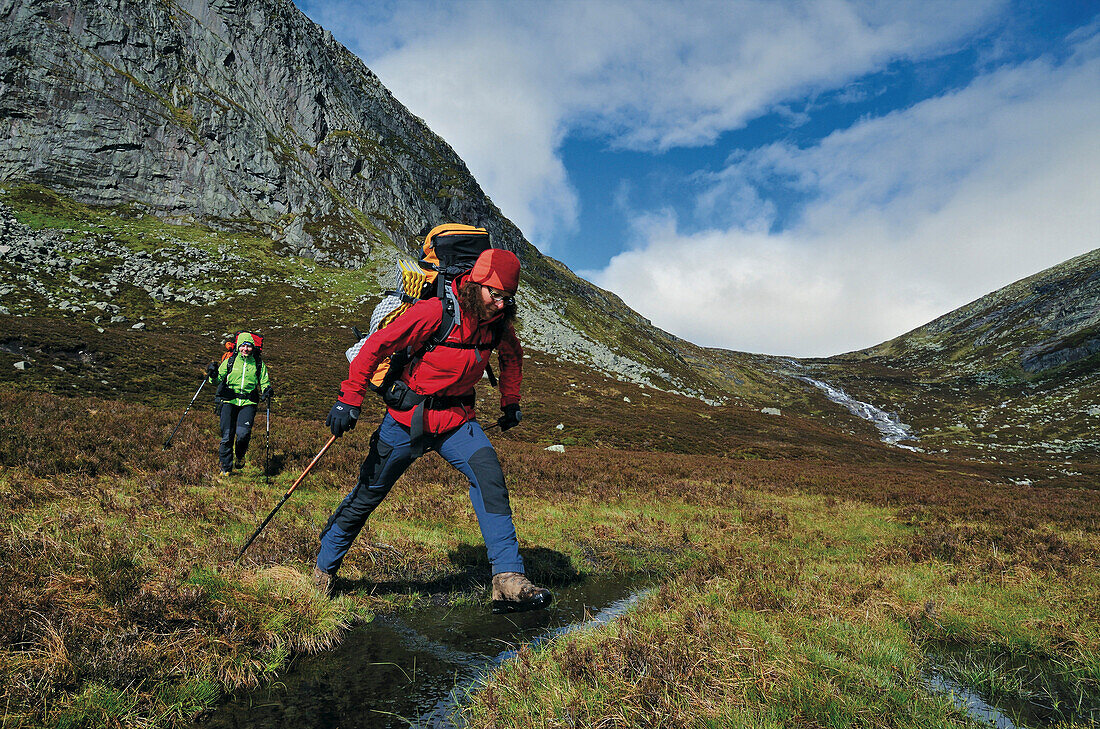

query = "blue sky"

[{"left": 293, "top": 0, "right": 1100, "bottom": 357}]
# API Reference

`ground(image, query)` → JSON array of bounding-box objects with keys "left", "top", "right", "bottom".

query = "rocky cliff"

[
  {"left": 0, "top": 0, "right": 511, "bottom": 263},
  {"left": 0, "top": 0, "right": 787, "bottom": 404}
]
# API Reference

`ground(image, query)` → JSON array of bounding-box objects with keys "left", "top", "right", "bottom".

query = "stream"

[
  {"left": 924, "top": 648, "right": 1099, "bottom": 728},
  {"left": 192, "top": 575, "right": 651, "bottom": 729},
  {"left": 795, "top": 375, "right": 921, "bottom": 450},
  {"left": 188, "top": 574, "right": 1097, "bottom": 728}
]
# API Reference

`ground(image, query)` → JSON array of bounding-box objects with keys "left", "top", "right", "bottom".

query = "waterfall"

[{"left": 797, "top": 376, "right": 921, "bottom": 451}]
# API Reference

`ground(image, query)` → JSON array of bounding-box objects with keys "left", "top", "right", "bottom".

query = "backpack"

[{"left": 346, "top": 223, "right": 495, "bottom": 393}]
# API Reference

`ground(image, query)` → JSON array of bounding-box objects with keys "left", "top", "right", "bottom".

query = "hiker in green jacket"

[{"left": 206, "top": 332, "right": 272, "bottom": 475}]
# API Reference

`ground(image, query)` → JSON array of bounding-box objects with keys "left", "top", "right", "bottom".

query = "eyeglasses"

[{"left": 485, "top": 287, "right": 514, "bottom": 305}]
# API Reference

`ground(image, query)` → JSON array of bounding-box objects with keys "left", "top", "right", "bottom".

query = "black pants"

[{"left": 218, "top": 403, "right": 256, "bottom": 471}]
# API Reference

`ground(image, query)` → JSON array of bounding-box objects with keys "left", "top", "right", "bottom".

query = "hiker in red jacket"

[{"left": 316, "top": 248, "right": 552, "bottom": 614}]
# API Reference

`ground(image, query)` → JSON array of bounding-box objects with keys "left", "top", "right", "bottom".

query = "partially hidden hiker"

[
  {"left": 207, "top": 332, "right": 273, "bottom": 475},
  {"left": 315, "top": 247, "right": 552, "bottom": 614}
]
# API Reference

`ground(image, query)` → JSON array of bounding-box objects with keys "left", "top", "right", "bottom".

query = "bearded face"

[{"left": 459, "top": 279, "right": 516, "bottom": 322}]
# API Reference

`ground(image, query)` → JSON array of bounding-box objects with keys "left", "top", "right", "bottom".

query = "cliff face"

[
  {"left": 0, "top": 0, "right": 773, "bottom": 402},
  {"left": 0, "top": 0, "right": 512, "bottom": 263}
]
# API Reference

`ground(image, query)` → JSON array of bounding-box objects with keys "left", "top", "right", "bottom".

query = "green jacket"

[{"left": 211, "top": 353, "right": 271, "bottom": 406}]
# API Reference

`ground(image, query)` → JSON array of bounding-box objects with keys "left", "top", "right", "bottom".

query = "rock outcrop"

[
  {"left": 0, "top": 0, "right": 735, "bottom": 398},
  {"left": 0, "top": 0, "right": 516, "bottom": 262},
  {"left": 872, "top": 248, "right": 1100, "bottom": 375}
]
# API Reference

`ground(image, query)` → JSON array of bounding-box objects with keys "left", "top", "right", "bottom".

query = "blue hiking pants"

[{"left": 316, "top": 414, "right": 524, "bottom": 576}]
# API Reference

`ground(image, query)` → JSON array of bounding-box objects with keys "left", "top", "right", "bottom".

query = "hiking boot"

[
  {"left": 219, "top": 468, "right": 232, "bottom": 477},
  {"left": 234, "top": 457, "right": 245, "bottom": 469},
  {"left": 312, "top": 567, "right": 336, "bottom": 598},
  {"left": 491, "top": 572, "right": 552, "bottom": 614}
]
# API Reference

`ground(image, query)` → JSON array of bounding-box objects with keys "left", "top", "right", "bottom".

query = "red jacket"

[{"left": 339, "top": 278, "right": 522, "bottom": 434}]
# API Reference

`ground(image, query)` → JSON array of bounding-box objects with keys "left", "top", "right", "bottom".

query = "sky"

[{"left": 293, "top": 0, "right": 1100, "bottom": 357}]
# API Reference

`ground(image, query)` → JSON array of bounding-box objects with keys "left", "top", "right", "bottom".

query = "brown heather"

[{"left": 1, "top": 373, "right": 1098, "bottom": 727}]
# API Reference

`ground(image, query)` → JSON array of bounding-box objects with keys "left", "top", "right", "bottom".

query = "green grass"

[
  {"left": 459, "top": 487, "right": 1099, "bottom": 728},
  {"left": 0, "top": 183, "right": 391, "bottom": 334},
  {"left": 0, "top": 383, "right": 1096, "bottom": 727},
  {"left": 1, "top": 183, "right": 1098, "bottom": 727}
]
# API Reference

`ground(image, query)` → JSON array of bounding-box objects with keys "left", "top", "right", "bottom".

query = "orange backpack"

[{"left": 346, "top": 224, "right": 493, "bottom": 390}]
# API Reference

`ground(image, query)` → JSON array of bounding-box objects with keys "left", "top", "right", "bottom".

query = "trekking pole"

[
  {"left": 236, "top": 434, "right": 338, "bottom": 563},
  {"left": 163, "top": 378, "right": 207, "bottom": 450}
]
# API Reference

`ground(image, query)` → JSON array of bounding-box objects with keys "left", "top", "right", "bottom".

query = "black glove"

[
  {"left": 206, "top": 362, "right": 218, "bottom": 379},
  {"left": 262, "top": 386, "right": 274, "bottom": 401},
  {"left": 497, "top": 404, "right": 521, "bottom": 432},
  {"left": 327, "top": 400, "right": 360, "bottom": 437}
]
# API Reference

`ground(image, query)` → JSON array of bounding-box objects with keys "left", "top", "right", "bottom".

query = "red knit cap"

[{"left": 469, "top": 248, "right": 521, "bottom": 294}]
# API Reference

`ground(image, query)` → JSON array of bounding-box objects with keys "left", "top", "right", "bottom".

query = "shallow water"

[
  {"left": 193, "top": 575, "right": 650, "bottom": 729},
  {"left": 926, "top": 670, "right": 1025, "bottom": 729},
  {"left": 924, "top": 650, "right": 1099, "bottom": 728}
]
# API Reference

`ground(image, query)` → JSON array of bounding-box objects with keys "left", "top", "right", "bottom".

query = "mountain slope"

[
  {"left": 869, "top": 248, "right": 1100, "bottom": 376},
  {"left": 808, "top": 248, "right": 1100, "bottom": 459},
  {"left": 1, "top": 0, "right": 1096, "bottom": 462},
  {"left": 0, "top": 0, "right": 793, "bottom": 404}
]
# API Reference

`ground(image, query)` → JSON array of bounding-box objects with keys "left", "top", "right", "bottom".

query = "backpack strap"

[
  {"left": 438, "top": 341, "right": 494, "bottom": 351},
  {"left": 216, "top": 352, "right": 261, "bottom": 402},
  {"left": 421, "top": 282, "right": 461, "bottom": 354},
  {"left": 384, "top": 290, "right": 420, "bottom": 305}
]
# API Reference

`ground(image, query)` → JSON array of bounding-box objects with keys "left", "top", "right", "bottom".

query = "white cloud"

[
  {"left": 297, "top": 1, "right": 1099, "bottom": 357},
  {"left": 297, "top": 0, "right": 1004, "bottom": 247},
  {"left": 588, "top": 37, "right": 1100, "bottom": 356}
]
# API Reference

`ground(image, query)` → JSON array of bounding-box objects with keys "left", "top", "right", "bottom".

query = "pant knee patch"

[{"left": 469, "top": 446, "right": 511, "bottom": 515}]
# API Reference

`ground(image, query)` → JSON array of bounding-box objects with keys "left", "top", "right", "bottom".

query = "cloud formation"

[
  {"left": 301, "top": 0, "right": 1003, "bottom": 246},
  {"left": 298, "top": 1, "right": 1099, "bottom": 357},
  {"left": 589, "top": 35, "right": 1100, "bottom": 355}
]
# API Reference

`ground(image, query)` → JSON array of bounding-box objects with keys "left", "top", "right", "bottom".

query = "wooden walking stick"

[{"left": 236, "top": 435, "right": 337, "bottom": 562}]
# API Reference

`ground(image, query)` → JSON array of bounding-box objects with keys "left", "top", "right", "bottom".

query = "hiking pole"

[
  {"left": 236, "top": 434, "right": 338, "bottom": 563},
  {"left": 163, "top": 378, "right": 207, "bottom": 450}
]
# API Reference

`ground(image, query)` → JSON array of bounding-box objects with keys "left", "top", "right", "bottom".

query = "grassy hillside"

[
  {"left": 806, "top": 249, "right": 1100, "bottom": 460},
  {"left": 1, "top": 184, "right": 1098, "bottom": 728},
  {"left": 0, "top": 183, "right": 801, "bottom": 412},
  {"left": 1, "top": 385, "right": 1097, "bottom": 727}
]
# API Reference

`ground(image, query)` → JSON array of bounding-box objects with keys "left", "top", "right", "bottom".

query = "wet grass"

[
  {"left": 0, "top": 384, "right": 1097, "bottom": 727},
  {"left": 1, "top": 183, "right": 1098, "bottom": 726},
  {"left": 460, "top": 490, "right": 1099, "bottom": 728}
]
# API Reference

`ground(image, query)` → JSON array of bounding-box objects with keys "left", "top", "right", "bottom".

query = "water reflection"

[
  {"left": 194, "top": 575, "right": 650, "bottom": 729},
  {"left": 924, "top": 649, "right": 1100, "bottom": 728},
  {"left": 926, "top": 670, "right": 1023, "bottom": 729}
]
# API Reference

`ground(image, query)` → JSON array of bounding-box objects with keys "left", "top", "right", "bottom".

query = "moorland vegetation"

[{"left": 0, "top": 185, "right": 1098, "bottom": 728}]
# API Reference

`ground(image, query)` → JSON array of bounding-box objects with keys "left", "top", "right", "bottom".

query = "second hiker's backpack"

[
  {"left": 221, "top": 331, "right": 264, "bottom": 363},
  {"left": 346, "top": 224, "right": 492, "bottom": 390}
]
